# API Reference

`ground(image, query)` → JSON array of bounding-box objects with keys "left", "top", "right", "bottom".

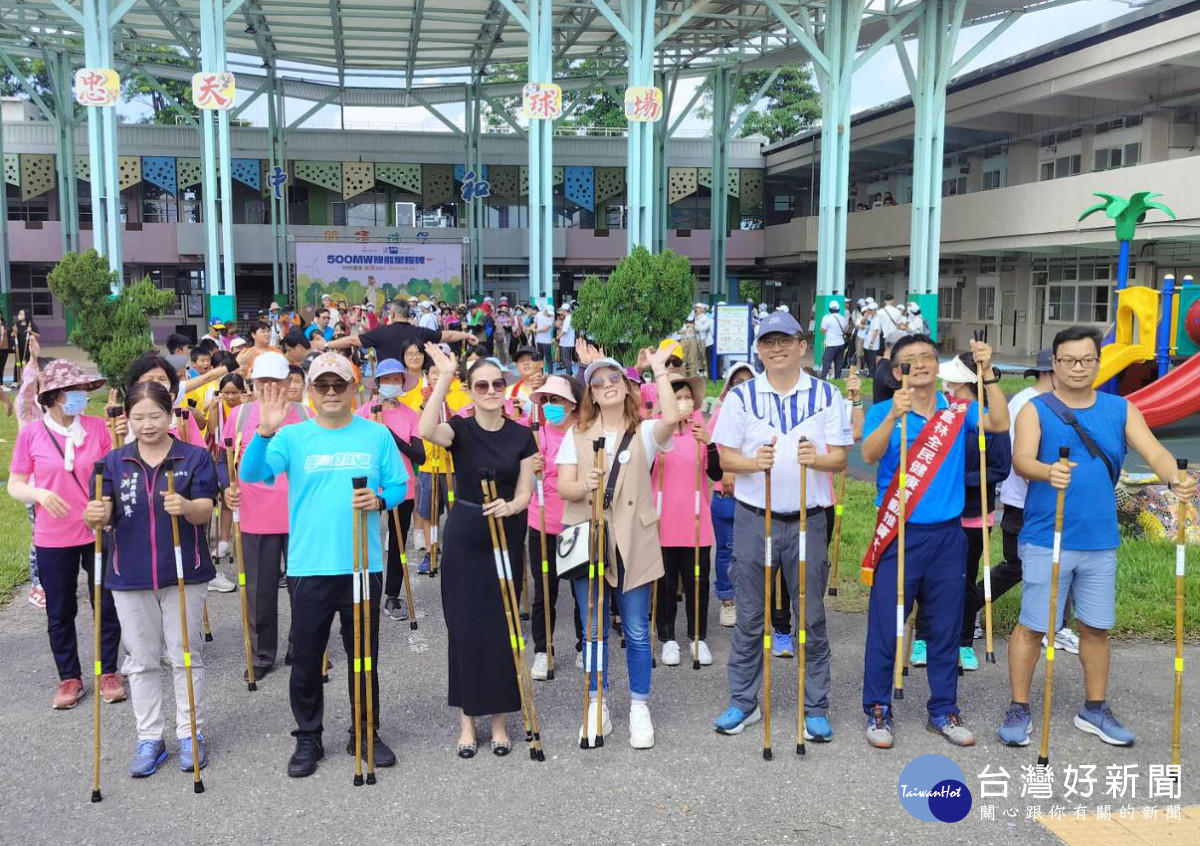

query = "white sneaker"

[
  {"left": 216, "top": 540, "right": 231, "bottom": 559},
  {"left": 973, "top": 612, "right": 983, "bottom": 640},
  {"left": 208, "top": 572, "right": 236, "bottom": 593},
  {"left": 531, "top": 652, "right": 549, "bottom": 681},
  {"left": 575, "top": 651, "right": 584, "bottom": 669},
  {"left": 661, "top": 640, "right": 681, "bottom": 666},
  {"left": 1054, "top": 627, "right": 1081, "bottom": 655},
  {"left": 692, "top": 640, "right": 713, "bottom": 666},
  {"left": 578, "top": 699, "right": 613, "bottom": 744},
  {"left": 629, "top": 701, "right": 655, "bottom": 749},
  {"left": 719, "top": 600, "right": 737, "bottom": 628}
]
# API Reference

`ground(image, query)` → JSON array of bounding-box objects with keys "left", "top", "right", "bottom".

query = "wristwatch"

[{"left": 982, "top": 369, "right": 1000, "bottom": 385}]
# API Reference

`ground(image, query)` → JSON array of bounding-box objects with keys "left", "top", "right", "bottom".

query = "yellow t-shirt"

[{"left": 410, "top": 378, "right": 471, "bottom": 473}]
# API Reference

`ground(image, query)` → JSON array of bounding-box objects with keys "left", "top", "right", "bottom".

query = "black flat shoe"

[
  {"left": 456, "top": 741, "right": 477, "bottom": 759},
  {"left": 491, "top": 739, "right": 511, "bottom": 757},
  {"left": 287, "top": 734, "right": 324, "bottom": 778}
]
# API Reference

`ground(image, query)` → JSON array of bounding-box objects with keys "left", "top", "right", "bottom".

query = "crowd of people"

[{"left": 5, "top": 292, "right": 1194, "bottom": 787}]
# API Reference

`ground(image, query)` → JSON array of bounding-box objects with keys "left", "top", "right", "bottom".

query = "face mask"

[
  {"left": 378, "top": 384, "right": 404, "bottom": 400},
  {"left": 677, "top": 400, "right": 695, "bottom": 419},
  {"left": 542, "top": 404, "right": 567, "bottom": 425},
  {"left": 62, "top": 391, "right": 88, "bottom": 416}
]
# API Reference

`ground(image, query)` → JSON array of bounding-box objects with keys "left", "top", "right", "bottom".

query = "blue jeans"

[
  {"left": 711, "top": 492, "right": 736, "bottom": 600},
  {"left": 572, "top": 562, "right": 652, "bottom": 700}
]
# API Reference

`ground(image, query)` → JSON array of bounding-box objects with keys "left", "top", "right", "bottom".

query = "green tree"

[
  {"left": 121, "top": 44, "right": 200, "bottom": 125},
  {"left": 0, "top": 57, "right": 53, "bottom": 113},
  {"left": 702, "top": 65, "right": 819, "bottom": 144},
  {"left": 484, "top": 58, "right": 626, "bottom": 136},
  {"left": 572, "top": 247, "right": 694, "bottom": 362},
  {"left": 47, "top": 250, "right": 177, "bottom": 387}
]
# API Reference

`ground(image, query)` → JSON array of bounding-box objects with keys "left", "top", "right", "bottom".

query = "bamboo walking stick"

[
  {"left": 762, "top": 437, "right": 776, "bottom": 760},
  {"left": 532, "top": 409, "right": 554, "bottom": 678},
  {"left": 1170, "top": 458, "right": 1188, "bottom": 770},
  {"left": 350, "top": 476, "right": 366, "bottom": 786},
  {"left": 392, "top": 508, "right": 418, "bottom": 630},
  {"left": 106, "top": 405, "right": 121, "bottom": 447},
  {"left": 201, "top": 602, "right": 213, "bottom": 643},
  {"left": 796, "top": 437, "right": 809, "bottom": 755},
  {"left": 902, "top": 601, "right": 918, "bottom": 677},
  {"left": 893, "top": 363, "right": 910, "bottom": 701},
  {"left": 1037, "top": 446, "right": 1072, "bottom": 766},
  {"left": 580, "top": 440, "right": 605, "bottom": 748},
  {"left": 358, "top": 494, "right": 377, "bottom": 785},
  {"left": 165, "top": 461, "right": 205, "bottom": 794},
  {"left": 486, "top": 472, "right": 545, "bottom": 761},
  {"left": 828, "top": 471, "right": 845, "bottom": 597},
  {"left": 693, "top": 434, "right": 704, "bottom": 670},
  {"left": 974, "top": 330, "right": 997, "bottom": 664},
  {"left": 442, "top": 401, "right": 456, "bottom": 512},
  {"left": 322, "top": 648, "right": 330, "bottom": 684},
  {"left": 429, "top": 445, "right": 442, "bottom": 578},
  {"left": 593, "top": 442, "right": 609, "bottom": 748},
  {"left": 651, "top": 453, "right": 663, "bottom": 668},
  {"left": 223, "top": 438, "right": 256, "bottom": 691},
  {"left": 90, "top": 462, "right": 105, "bottom": 803}
]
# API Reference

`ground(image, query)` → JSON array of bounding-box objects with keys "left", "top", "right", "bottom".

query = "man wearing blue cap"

[{"left": 711, "top": 310, "right": 852, "bottom": 741}]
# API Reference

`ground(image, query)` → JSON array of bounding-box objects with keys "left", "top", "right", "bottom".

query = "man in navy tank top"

[{"left": 998, "top": 326, "right": 1195, "bottom": 749}]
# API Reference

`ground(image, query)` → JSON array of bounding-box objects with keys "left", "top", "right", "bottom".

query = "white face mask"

[
  {"left": 676, "top": 400, "right": 695, "bottom": 418},
  {"left": 378, "top": 384, "right": 404, "bottom": 400}
]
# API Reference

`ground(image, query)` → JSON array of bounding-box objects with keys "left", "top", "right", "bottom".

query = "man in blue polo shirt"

[{"left": 860, "top": 333, "right": 1009, "bottom": 748}]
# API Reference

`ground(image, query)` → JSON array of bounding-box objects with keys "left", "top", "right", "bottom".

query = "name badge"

[{"left": 617, "top": 451, "right": 631, "bottom": 465}]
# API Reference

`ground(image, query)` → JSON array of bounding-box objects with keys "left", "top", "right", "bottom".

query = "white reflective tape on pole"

[
  {"left": 798, "top": 531, "right": 806, "bottom": 555},
  {"left": 174, "top": 548, "right": 184, "bottom": 580},
  {"left": 232, "top": 508, "right": 240, "bottom": 525},
  {"left": 583, "top": 642, "right": 591, "bottom": 672},
  {"left": 93, "top": 554, "right": 102, "bottom": 584},
  {"left": 430, "top": 526, "right": 438, "bottom": 544},
  {"left": 1052, "top": 532, "right": 1062, "bottom": 563},
  {"left": 896, "top": 605, "right": 904, "bottom": 637},
  {"left": 493, "top": 551, "right": 504, "bottom": 579},
  {"left": 656, "top": 491, "right": 662, "bottom": 518},
  {"left": 500, "top": 551, "right": 513, "bottom": 581},
  {"left": 764, "top": 537, "right": 772, "bottom": 570},
  {"left": 353, "top": 570, "right": 361, "bottom": 602},
  {"left": 1179, "top": 545, "right": 1187, "bottom": 577},
  {"left": 693, "top": 491, "right": 700, "bottom": 516},
  {"left": 983, "top": 566, "right": 993, "bottom": 600},
  {"left": 536, "top": 479, "right": 544, "bottom": 507}
]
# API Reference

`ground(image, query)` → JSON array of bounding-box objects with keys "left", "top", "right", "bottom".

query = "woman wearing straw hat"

[{"left": 7, "top": 359, "right": 123, "bottom": 710}]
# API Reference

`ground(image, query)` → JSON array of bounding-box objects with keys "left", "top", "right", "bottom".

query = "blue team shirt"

[
  {"left": 863, "top": 393, "right": 979, "bottom": 524},
  {"left": 240, "top": 416, "right": 408, "bottom": 577}
]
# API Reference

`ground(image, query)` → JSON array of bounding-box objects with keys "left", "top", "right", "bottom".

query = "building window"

[
  {"left": 977, "top": 286, "right": 996, "bottom": 321},
  {"left": 941, "top": 176, "right": 967, "bottom": 197},
  {"left": 979, "top": 255, "right": 998, "bottom": 275},
  {"left": 6, "top": 184, "right": 51, "bottom": 222},
  {"left": 1093, "top": 143, "right": 1140, "bottom": 171},
  {"left": 11, "top": 264, "right": 55, "bottom": 318},
  {"left": 143, "top": 265, "right": 183, "bottom": 316},
  {"left": 141, "top": 183, "right": 178, "bottom": 223},
  {"left": 982, "top": 169, "right": 1003, "bottom": 190},
  {"left": 938, "top": 286, "right": 962, "bottom": 320},
  {"left": 1040, "top": 155, "right": 1082, "bottom": 181}
]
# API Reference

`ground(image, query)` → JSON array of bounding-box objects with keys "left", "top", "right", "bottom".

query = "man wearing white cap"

[
  {"left": 862, "top": 300, "right": 882, "bottom": 371},
  {"left": 818, "top": 300, "right": 849, "bottom": 380},
  {"left": 906, "top": 302, "right": 928, "bottom": 336},
  {"left": 693, "top": 303, "right": 714, "bottom": 376},
  {"left": 240, "top": 352, "right": 409, "bottom": 777},
  {"left": 221, "top": 351, "right": 309, "bottom": 681}
]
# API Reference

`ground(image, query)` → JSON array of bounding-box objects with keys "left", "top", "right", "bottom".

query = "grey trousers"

[
  {"left": 727, "top": 503, "right": 831, "bottom": 716},
  {"left": 242, "top": 532, "right": 286, "bottom": 667}
]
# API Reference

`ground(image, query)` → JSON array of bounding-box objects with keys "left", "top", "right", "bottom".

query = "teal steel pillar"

[
  {"left": 46, "top": 50, "right": 81, "bottom": 255},
  {"left": 710, "top": 67, "right": 732, "bottom": 302},
  {"left": 626, "top": 0, "right": 656, "bottom": 251},
  {"left": 0, "top": 105, "right": 10, "bottom": 315},
  {"left": 266, "top": 73, "right": 283, "bottom": 298},
  {"left": 652, "top": 67, "right": 674, "bottom": 253},
  {"left": 465, "top": 81, "right": 486, "bottom": 297},
  {"left": 511, "top": 0, "right": 554, "bottom": 303},
  {"left": 199, "top": 0, "right": 236, "bottom": 321},
  {"left": 81, "top": 0, "right": 124, "bottom": 280}
]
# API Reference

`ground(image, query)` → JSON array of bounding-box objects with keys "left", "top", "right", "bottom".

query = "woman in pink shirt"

[
  {"left": 652, "top": 376, "right": 722, "bottom": 668},
  {"left": 7, "top": 359, "right": 124, "bottom": 709},
  {"left": 526, "top": 376, "right": 586, "bottom": 681}
]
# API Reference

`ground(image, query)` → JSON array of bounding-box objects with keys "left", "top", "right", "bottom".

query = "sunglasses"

[
  {"left": 311, "top": 380, "right": 350, "bottom": 395},
  {"left": 472, "top": 378, "right": 508, "bottom": 395},
  {"left": 666, "top": 357, "right": 683, "bottom": 368},
  {"left": 589, "top": 372, "right": 624, "bottom": 389}
]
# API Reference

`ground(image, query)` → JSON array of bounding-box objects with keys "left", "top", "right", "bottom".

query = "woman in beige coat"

[{"left": 557, "top": 347, "right": 678, "bottom": 749}]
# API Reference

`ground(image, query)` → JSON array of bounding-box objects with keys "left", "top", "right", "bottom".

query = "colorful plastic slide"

[
  {"left": 1126, "top": 352, "right": 1200, "bottom": 429},
  {"left": 1093, "top": 285, "right": 1159, "bottom": 387}
]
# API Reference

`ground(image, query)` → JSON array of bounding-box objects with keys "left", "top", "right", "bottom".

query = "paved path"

[{"left": 2, "top": 569, "right": 1196, "bottom": 846}]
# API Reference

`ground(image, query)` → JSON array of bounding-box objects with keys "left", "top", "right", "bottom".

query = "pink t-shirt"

[
  {"left": 358, "top": 402, "right": 420, "bottom": 502},
  {"left": 226, "top": 403, "right": 304, "bottom": 534},
  {"left": 10, "top": 416, "right": 113, "bottom": 548},
  {"left": 653, "top": 412, "right": 714, "bottom": 548},
  {"left": 528, "top": 422, "right": 568, "bottom": 535}
]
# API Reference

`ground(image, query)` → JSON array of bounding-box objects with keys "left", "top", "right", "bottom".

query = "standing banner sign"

[
  {"left": 714, "top": 303, "right": 752, "bottom": 374},
  {"left": 296, "top": 241, "right": 464, "bottom": 310}
]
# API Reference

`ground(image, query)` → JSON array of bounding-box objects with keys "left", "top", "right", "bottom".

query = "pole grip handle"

[
  {"left": 1178, "top": 458, "right": 1189, "bottom": 471},
  {"left": 1058, "top": 446, "right": 1070, "bottom": 460},
  {"left": 900, "top": 363, "right": 910, "bottom": 376},
  {"left": 106, "top": 406, "right": 121, "bottom": 418},
  {"left": 352, "top": 476, "right": 368, "bottom": 490}
]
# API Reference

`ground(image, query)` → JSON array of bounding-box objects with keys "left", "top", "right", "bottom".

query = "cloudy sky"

[{"left": 130, "top": 0, "right": 1136, "bottom": 134}]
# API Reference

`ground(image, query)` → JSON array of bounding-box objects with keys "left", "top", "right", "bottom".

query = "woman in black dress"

[{"left": 419, "top": 343, "right": 537, "bottom": 757}]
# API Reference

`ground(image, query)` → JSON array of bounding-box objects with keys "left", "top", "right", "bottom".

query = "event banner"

[{"left": 296, "top": 242, "right": 464, "bottom": 310}]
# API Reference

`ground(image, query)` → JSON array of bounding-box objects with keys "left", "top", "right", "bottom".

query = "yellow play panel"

[{"left": 1040, "top": 805, "right": 1200, "bottom": 845}]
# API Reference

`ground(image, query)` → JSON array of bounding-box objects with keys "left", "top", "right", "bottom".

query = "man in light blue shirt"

[{"left": 241, "top": 352, "right": 407, "bottom": 778}]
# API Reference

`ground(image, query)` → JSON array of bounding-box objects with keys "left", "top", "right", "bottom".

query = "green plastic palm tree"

[{"left": 1078, "top": 191, "right": 1175, "bottom": 242}]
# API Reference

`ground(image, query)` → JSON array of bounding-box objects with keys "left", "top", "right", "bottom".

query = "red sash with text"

[{"left": 861, "top": 400, "right": 970, "bottom": 586}]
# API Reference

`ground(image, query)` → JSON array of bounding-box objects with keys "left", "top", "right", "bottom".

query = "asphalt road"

[{"left": 2, "top": 566, "right": 1195, "bottom": 846}]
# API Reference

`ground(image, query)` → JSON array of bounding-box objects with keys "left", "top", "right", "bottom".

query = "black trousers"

[
  {"left": 527, "top": 527, "right": 584, "bottom": 655},
  {"left": 656, "top": 546, "right": 711, "bottom": 642},
  {"left": 0, "top": 349, "right": 9, "bottom": 382},
  {"left": 38, "top": 543, "right": 121, "bottom": 680},
  {"left": 288, "top": 573, "right": 382, "bottom": 738},
  {"left": 384, "top": 500, "right": 415, "bottom": 599},
  {"left": 820, "top": 343, "right": 845, "bottom": 379},
  {"left": 242, "top": 532, "right": 286, "bottom": 667}
]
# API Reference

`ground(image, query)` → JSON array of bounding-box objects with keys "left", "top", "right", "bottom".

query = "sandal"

[
  {"left": 456, "top": 741, "right": 477, "bottom": 759},
  {"left": 491, "top": 739, "right": 511, "bottom": 757}
]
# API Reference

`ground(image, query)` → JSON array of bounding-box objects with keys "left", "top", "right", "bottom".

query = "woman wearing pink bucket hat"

[{"left": 7, "top": 359, "right": 125, "bottom": 710}]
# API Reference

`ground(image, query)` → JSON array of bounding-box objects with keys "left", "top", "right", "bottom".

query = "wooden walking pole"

[
  {"left": 90, "top": 461, "right": 105, "bottom": 803},
  {"left": 392, "top": 508, "right": 418, "bottom": 630},
  {"left": 775, "top": 569, "right": 783, "bottom": 612},
  {"left": 533, "top": 409, "right": 554, "bottom": 678},
  {"left": 762, "top": 436, "right": 776, "bottom": 760},
  {"left": 350, "top": 476, "right": 366, "bottom": 786},
  {"left": 902, "top": 601, "right": 919, "bottom": 677},
  {"left": 796, "top": 437, "right": 809, "bottom": 755},
  {"left": 201, "top": 602, "right": 213, "bottom": 642},
  {"left": 827, "top": 471, "right": 845, "bottom": 597},
  {"left": 165, "top": 461, "right": 205, "bottom": 793},
  {"left": 1037, "top": 446, "right": 1072, "bottom": 766},
  {"left": 428, "top": 445, "right": 442, "bottom": 577},
  {"left": 105, "top": 405, "right": 121, "bottom": 447},
  {"left": 223, "top": 438, "right": 257, "bottom": 691},
  {"left": 1170, "top": 458, "right": 1188, "bottom": 769},
  {"left": 358, "top": 496, "right": 377, "bottom": 785},
  {"left": 486, "top": 472, "right": 545, "bottom": 761},
  {"left": 973, "top": 329, "right": 997, "bottom": 664},
  {"left": 441, "top": 401, "right": 456, "bottom": 512},
  {"left": 581, "top": 440, "right": 605, "bottom": 748},
  {"left": 893, "top": 363, "right": 910, "bottom": 701},
  {"left": 692, "top": 434, "right": 704, "bottom": 670},
  {"left": 651, "top": 454, "right": 663, "bottom": 668},
  {"left": 593, "top": 443, "right": 609, "bottom": 748},
  {"left": 321, "top": 648, "right": 330, "bottom": 684}
]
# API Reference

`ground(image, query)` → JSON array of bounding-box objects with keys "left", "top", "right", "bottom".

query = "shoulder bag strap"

[
  {"left": 40, "top": 422, "right": 91, "bottom": 499},
  {"left": 1035, "top": 393, "right": 1118, "bottom": 484},
  {"left": 602, "top": 428, "right": 637, "bottom": 511}
]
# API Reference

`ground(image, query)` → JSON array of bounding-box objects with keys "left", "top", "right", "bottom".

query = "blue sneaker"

[
  {"left": 909, "top": 639, "right": 927, "bottom": 667},
  {"left": 959, "top": 646, "right": 979, "bottom": 672},
  {"left": 417, "top": 552, "right": 431, "bottom": 575},
  {"left": 128, "top": 739, "right": 167, "bottom": 778},
  {"left": 803, "top": 715, "right": 833, "bottom": 742},
  {"left": 1074, "top": 704, "right": 1135, "bottom": 747},
  {"left": 772, "top": 631, "right": 794, "bottom": 658},
  {"left": 179, "top": 734, "right": 207, "bottom": 772},
  {"left": 997, "top": 703, "right": 1032, "bottom": 747},
  {"left": 714, "top": 705, "right": 763, "bottom": 735}
]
